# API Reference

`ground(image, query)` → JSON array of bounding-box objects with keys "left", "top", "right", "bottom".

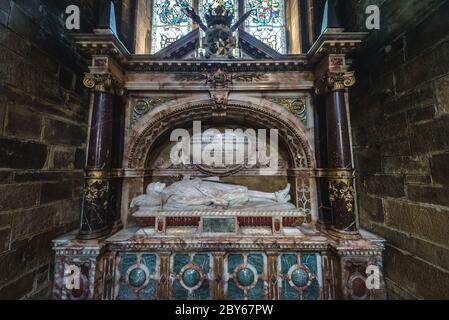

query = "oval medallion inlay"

[
  {"left": 291, "top": 268, "right": 309, "bottom": 287},
  {"left": 237, "top": 268, "right": 255, "bottom": 287},
  {"left": 128, "top": 268, "right": 146, "bottom": 287},
  {"left": 182, "top": 268, "right": 201, "bottom": 288}
]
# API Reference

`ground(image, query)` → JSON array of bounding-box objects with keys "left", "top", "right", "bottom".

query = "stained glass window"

[
  {"left": 200, "top": 0, "right": 237, "bottom": 23},
  {"left": 244, "top": 0, "right": 286, "bottom": 53},
  {"left": 151, "top": 0, "right": 193, "bottom": 53}
]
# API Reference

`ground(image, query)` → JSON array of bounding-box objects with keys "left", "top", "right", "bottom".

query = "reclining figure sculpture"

[{"left": 131, "top": 177, "right": 295, "bottom": 211}]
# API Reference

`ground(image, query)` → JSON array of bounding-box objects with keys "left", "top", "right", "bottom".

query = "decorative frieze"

[
  {"left": 175, "top": 70, "right": 269, "bottom": 84},
  {"left": 233, "top": 73, "right": 269, "bottom": 82}
]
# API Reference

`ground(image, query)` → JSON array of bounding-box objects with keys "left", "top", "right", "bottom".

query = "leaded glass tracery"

[
  {"left": 200, "top": 0, "right": 238, "bottom": 23},
  {"left": 244, "top": 0, "right": 287, "bottom": 53},
  {"left": 151, "top": 0, "right": 193, "bottom": 53}
]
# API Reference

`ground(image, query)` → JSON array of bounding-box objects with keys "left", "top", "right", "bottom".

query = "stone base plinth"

[{"left": 52, "top": 226, "right": 386, "bottom": 300}]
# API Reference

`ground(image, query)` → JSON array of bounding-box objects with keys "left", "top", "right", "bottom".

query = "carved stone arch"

[{"left": 126, "top": 98, "right": 315, "bottom": 170}]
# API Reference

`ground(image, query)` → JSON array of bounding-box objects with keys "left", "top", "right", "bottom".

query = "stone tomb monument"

[{"left": 52, "top": 0, "right": 386, "bottom": 300}]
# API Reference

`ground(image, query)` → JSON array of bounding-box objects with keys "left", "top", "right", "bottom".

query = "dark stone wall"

[
  {"left": 344, "top": 0, "right": 449, "bottom": 299},
  {"left": 0, "top": 0, "right": 97, "bottom": 299}
]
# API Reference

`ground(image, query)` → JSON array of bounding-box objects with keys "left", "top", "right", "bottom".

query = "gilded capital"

[
  {"left": 83, "top": 73, "right": 123, "bottom": 95},
  {"left": 326, "top": 71, "right": 356, "bottom": 91},
  {"left": 316, "top": 71, "right": 356, "bottom": 94}
]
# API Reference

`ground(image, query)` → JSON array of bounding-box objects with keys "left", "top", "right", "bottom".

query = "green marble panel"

[
  {"left": 193, "top": 254, "right": 210, "bottom": 273},
  {"left": 280, "top": 254, "right": 297, "bottom": 274},
  {"left": 141, "top": 254, "right": 157, "bottom": 273},
  {"left": 227, "top": 280, "right": 244, "bottom": 300},
  {"left": 279, "top": 253, "right": 321, "bottom": 300},
  {"left": 248, "top": 253, "right": 264, "bottom": 274},
  {"left": 117, "top": 253, "right": 158, "bottom": 300},
  {"left": 191, "top": 280, "right": 210, "bottom": 300},
  {"left": 173, "top": 279, "right": 188, "bottom": 300},
  {"left": 173, "top": 254, "right": 190, "bottom": 273},
  {"left": 120, "top": 254, "right": 137, "bottom": 272},
  {"left": 227, "top": 254, "right": 244, "bottom": 273},
  {"left": 171, "top": 253, "right": 212, "bottom": 300},
  {"left": 202, "top": 217, "right": 235, "bottom": 233},
  {"left": 248, "top": 280, "right": 265, "bottom": 300}
]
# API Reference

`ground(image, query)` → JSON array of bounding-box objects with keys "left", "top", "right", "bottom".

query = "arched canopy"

[{"left": 125, "top": 97, "right": 315, "bottom": 170}]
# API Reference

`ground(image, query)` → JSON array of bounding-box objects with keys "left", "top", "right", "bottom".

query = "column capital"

[
  {"left": 83, "top": 72, "right": 124, "bottom": 95},
  {"left": 321, "top": 70, "right": 356, "bottom": 93},
  {"left": 315, "top": 54, "right": 356, "bottom": 94}
]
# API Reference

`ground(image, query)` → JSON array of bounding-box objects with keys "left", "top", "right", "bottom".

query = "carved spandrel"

[
  {"left": 132, "top": 97, "right": 176, "bottom": 125},
  {"left": 269, "top": 98, "right": 308, "bottom": 125}
]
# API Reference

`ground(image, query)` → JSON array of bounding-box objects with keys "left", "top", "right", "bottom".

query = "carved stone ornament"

[
  {"left": 207, "top": 68, "right": 232, "bottom": 89},
  {"left": 316, "top": 71, "right": 356, "bottom": 94},
  {"left": 83, "top": 179, "right": 109, "bottom": 209},
  {"left": 174, "top": 70, "right": 268, "bottom": 85},
  {"left": 209, "top": 90, "right": 229, "bottom": 109},
  {"left": 83, "top": 73, "right": 123, "bottom": 95},
  {"left": 132, "top": 98, "right": 176, "bottom": 125},
  {"left": 328, "top": 179, "right": 355, "bottom": 214},
  {"left": 233, "top": 73, "right": 269, "bottom": 82},
  {"left": 270, "top": 98, "right": 307, "bottom": 125}
]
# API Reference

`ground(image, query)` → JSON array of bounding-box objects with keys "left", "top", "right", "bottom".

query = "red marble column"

[
  {"left": 318, "top": 68, "right": 360, "bottom": 239},
  {"left": 78, "top": 74, "right": 116, "bottom": 240},
  {"left": 325, "top": 88, "right": 358, "bottom": 236}
]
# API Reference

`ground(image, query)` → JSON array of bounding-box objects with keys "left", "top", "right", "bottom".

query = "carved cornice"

[
  {"left": 127, "top": 59, "right": 308, "bottom": 73},
  {"left": 308, "top": 32, "right": 365, "bottom": 94},
  {"left": 174, "top": 70, "right": 270, "bottom": 84},
  {"left": 73, "top": 30, "right": 130, "bottom": 64},
  {"left": 307, "top": 31, "right": 367, "bottom": 66}
]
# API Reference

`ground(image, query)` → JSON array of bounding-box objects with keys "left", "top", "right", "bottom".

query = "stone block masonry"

[
  {"left": 0, "top": 0, "right": 96, "bottom": 299},
  {"left": 343, "top": 0, "right": 449, "bottom": 299}
]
